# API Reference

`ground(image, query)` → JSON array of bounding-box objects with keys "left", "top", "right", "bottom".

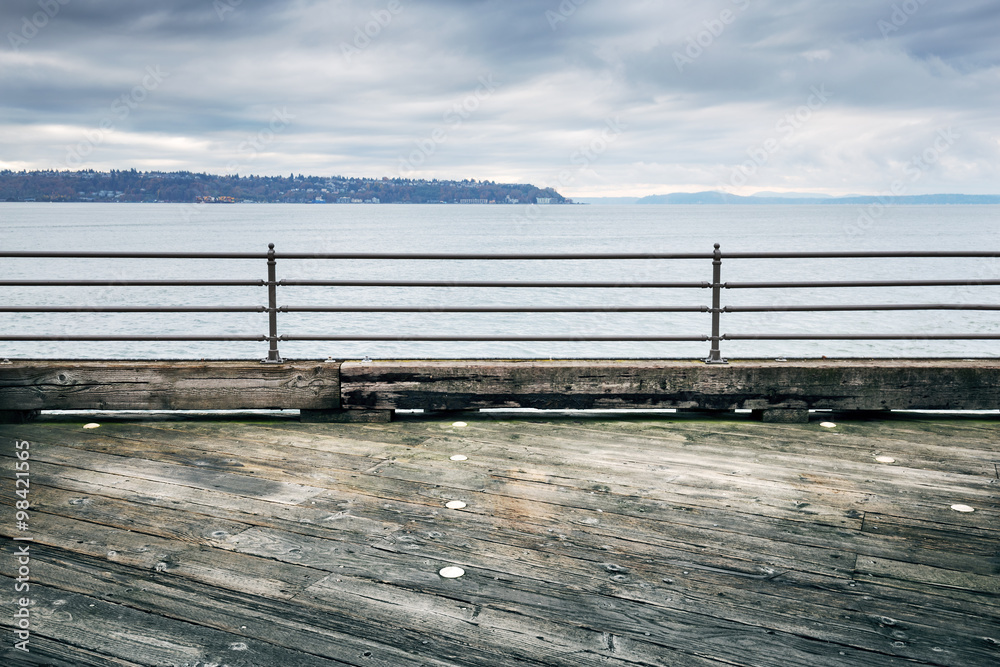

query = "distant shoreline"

[
  {"left": 575, "top": 192, "right": 1000, "bottom": 206},
  {"left": 0, "top": 169, "right": 568, "bottom": 205}
]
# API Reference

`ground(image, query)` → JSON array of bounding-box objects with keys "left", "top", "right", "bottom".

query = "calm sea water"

[{"left": 2, "top": 202, "right": 999, "bottom": 360}]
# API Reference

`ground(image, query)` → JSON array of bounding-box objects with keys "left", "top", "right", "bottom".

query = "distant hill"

[
  {"left": 636, "top": 191, "right": 1000, "bottom": 205},
  {"left": 0, "top": 169, "right": 568, "bottom": 205},
  {"left": 749, "top": 191, "right": 834, "bottom": 199},
  {"left": 571, "top": 197, "right": 640, "bottom": 205}
]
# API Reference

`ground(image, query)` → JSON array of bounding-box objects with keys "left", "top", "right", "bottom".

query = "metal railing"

[{"left": 2, "top": 243, "right": 999, "bottom": 363}]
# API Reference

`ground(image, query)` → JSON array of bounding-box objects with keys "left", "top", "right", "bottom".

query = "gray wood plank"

[
  {"left": 13, "top": 470, "right": 999, "bottom": 658},
  {"left": 3, "top": 413, "right": 998, "bottom": 666},
  {"left": 0, "top": 579, "right": 348, "bottom": 667},
  {"left": 18, "top": 545, "right": 490, "bottom": 667},
  {"left": 0, "top": 360, "right": 340, "bottom": 410},
  {"left": 6, "top": 438, "right": 327, "bottom": 505},
  {"left": 219, "top": 527, "right": 921, "bottom": 666},
  {"left": 2, "top": 458, "right": 405, "bottom": 542},
  {"left": 0, "top": 511, "right": 327, "bottom": 599},
  {"left": 0, "top": 637, "right": 146, "bottom": 667},
  {"left": 340, "top": 359, "right": 1000, "bottom": 411},
  {"left": 856, "top": 556, "right": 1000, "bottom": 595}
]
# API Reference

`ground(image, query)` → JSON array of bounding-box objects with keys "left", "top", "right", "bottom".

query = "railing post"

[
  {"left": 263, "top": 242, "right": 283, "bottom": 363},
  {"left": 705, "top": 242, "right": 727, "bottom": 364}
]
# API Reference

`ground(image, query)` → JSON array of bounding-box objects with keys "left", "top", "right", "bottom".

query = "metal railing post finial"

[
  {"left": 705, "top": 243, "right": 727, "bottom": 364},
  {"left": 263, "top": 242, "right": 284, "bottom": 363}
]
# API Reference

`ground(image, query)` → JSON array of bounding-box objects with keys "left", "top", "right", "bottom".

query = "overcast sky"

[{"left": 2, "top": 0, "right": 998, "bottom": 196}]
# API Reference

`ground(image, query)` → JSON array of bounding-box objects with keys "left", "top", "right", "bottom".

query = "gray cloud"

[{"left": 1, "top": 0, "right": 997, "bottom": 195}]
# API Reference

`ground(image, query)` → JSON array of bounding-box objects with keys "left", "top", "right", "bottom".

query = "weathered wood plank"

[
  {"left": 0, "top": 636, "right": 146, "bottom": 667},
  {"left": 861, "top": 513, "right": 1000, "bottom": 564},
  {"left": 0, "top": 511, "right": 327, "bottom": 599},
  {"left": 30, "top": 422, "right": 381, "bottom": 477},
  {"left": 8, "top": 480, "right": 399, "bottom": 550},
  {"left": 13, "top": 474, "right": 996, "bottom": 664},
  {"left": 4, "top": 413, "right": 998, "bottom": 666},
  {"left": 340, "top": 358, "right": 1000, "bottom": 411},
  {"left": 5, "top": 439, "right": 328, "bottom": 505},
  {"left": 14, "top": 455, "right": 929, "bottom": 662},
  {"left": 0, "top": 433, "right": 865, "bottom": 582},
  {"left": 303, "top": 563, "right": 999, "bottom": 667},
  {"left": 8, "top": 516, "right": 718, "bottom": 665},
  {"left": 10, "top": 418, "right": 997, "bottom": 578},
  {"left": 303, "top": 483, "right": 1000, "bottom": 629},
  {"left": 401, "top": 435, "right": 999, "bottom": 526},
  {"left": 14, "top": 421, "right": 865, "bottom": 529},
  {"left": 412, "top": 416, "right": 998, "bottom": 489},
  {"left": 220, "top": 527, "right": 919, "bottom": 667},
  {"left": 3, "top": 486, "right": 823, "bottom": 664},
  {"left": 3, "top": 358, "right": 1000, "bottom": 414},
  {"left": 18, "top": 447, "right": 998, "bottom": 651},
  {"left": 857, "top": 556, "right": 1000, "bottom": 595},
  {"left": 18, "top": 470, "right": 999, "bottom": 663},
  {"left": 20, "top": 545, "right": 481, "bottom": 667},
  {"left": 301, "top": 575, "right": 732, "bottom": 667},
  {"left": 13, "top": 420, "right": 995, "bottom": 589},
  {"left": 42, "top": 416, "right": 998, "bottom": 534},
  {"left": 0, "top": 580, "right": 346, "bottom": 667},
  {"left": 0, "top": 360, "right": 340, "bottom": 410},
  {"left": 526, "top": 414, "right": 1000, "bottom": 477},
  {"left": 2, "top": 458, "right": 405, "bottom": 544}
]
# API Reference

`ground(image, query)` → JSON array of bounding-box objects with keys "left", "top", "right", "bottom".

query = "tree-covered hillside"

[{"left": 0, "top": 169, "right": 569, "bottom": 205}]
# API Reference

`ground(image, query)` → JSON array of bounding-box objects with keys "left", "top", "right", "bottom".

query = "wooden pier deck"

[{"left": 2, "top": 410, "right": 998, "bottom": 666}]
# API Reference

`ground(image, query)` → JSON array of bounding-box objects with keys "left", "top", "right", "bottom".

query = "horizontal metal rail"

[
  {"left": 714, "top": 251, "right": 1000, "bottom": 259},
  {"left": 0, "top": 280, "right": 265, "bottom": 287},
  {"left": 279, "top": 335, "right": 710, "bottom": 342},
  {"left": 724, "top": 280, "right": 1000, "bottom": 289},
  {"left": 0, "top": 335, "right": 267, "bottom": 342},
  {"left": 272, "top": 252, "right": 715, "bottom": 260},
  {"left": 277, "top": 280, "right": 710, "bottom": 288},
  {"left": 1, "top": 305, "right": 709, "bottom": 313},
  {"left": 724, "top": 334, "right": 1000, "bottom": 340},
  {"left": 279, "top": 306, "right": 710, "bottom": 313},
  {"left": 4, "top": 250, "right": 998, "bottom": 259},
  {"left": 3, "top": 242, "right": 998, "bottom": 362},
  {"left": 724, "top": 304, "right": 1000, "bottom": 312},
  {"left": 12, "top": 304, "right": 995, "bottom": 314},
  {"left": 0, "top": 251, "right": 267, "bottom": 259},
  {"left": 0, "top": 306, "right": 267, "bottom": 313},
  {"left": 0, "top": 251, "right": 714, "bottom": 260},
  {"left": 2, "top": 280, "right": 707, "bottom": 288}
]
